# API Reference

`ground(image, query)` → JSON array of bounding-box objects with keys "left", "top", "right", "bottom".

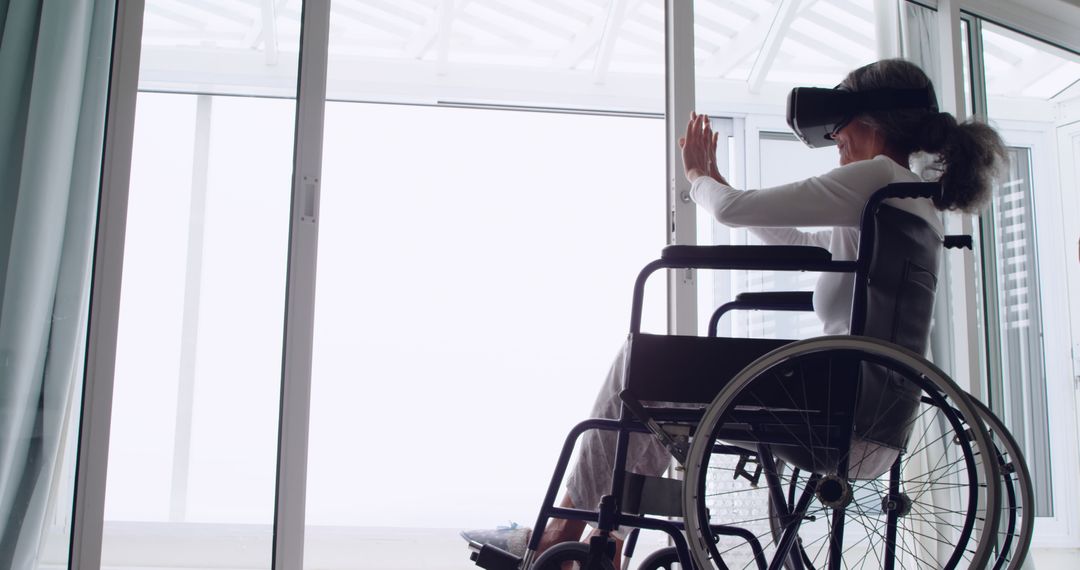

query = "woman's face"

[{"left": 833, "top": 118, "right": 885, "bottom": 166}]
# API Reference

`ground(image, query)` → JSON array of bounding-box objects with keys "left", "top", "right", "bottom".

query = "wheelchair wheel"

[
  {"left": 968, "top": 397, "right": 1034, "bottom": 570},
  {"left": 683, "top": 336, "right": 1000, "bottom": 570},
  {"left": 634, "top": 546, "right": 683, "bottom": 569},
  {"left": 532, "top": 542, "right": 615, "bottom": 570},
  {"left": 767, "top": 396, "right": 1034, "bottom": 570}
]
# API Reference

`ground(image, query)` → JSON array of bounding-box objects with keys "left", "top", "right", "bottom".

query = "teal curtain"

[{"left": 0, "top": 0, "right": 116, "bottom": 567}]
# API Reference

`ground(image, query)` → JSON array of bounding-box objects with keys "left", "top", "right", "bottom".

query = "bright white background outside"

[
  {"left": 306, "top": 102, "right": 668, "bottom": 532},
  {"left": 110, "top": 93, "right": 294, "bottom": 524},
  {"left": 109, "top": 93, "right": 669, "bottom": 568},
  {"left": 105, "top": 93, "right": 296, "bottom": 569}
]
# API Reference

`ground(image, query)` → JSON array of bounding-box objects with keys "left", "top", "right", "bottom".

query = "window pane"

[
  {"left": 305, "top": 103, "right": 666, "bottom": 566},
  {"left": 985, "top": 148, "right": 1053, "bottom": 515},
  {"left": 304, "top": 3, "right": 668, "bottom": 565},
  {"left": 105, "top": 1, "right": 300, "bottom": 566},
  {"left": 980, "top": 20, "right": 1080, "bottom": 518}
]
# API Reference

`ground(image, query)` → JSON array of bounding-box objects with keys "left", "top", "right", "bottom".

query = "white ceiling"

[{"left": 137, "top": 0, "right": 1078, "bottom": 115}]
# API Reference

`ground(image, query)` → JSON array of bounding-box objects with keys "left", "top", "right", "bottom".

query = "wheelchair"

[{"left": 466, "top": 182, "right": 1033, "bottom": 570}]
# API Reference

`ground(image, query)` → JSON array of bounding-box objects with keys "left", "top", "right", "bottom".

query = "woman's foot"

[{"left": 460, "top": 522, "right": 532, "bottom": 557}]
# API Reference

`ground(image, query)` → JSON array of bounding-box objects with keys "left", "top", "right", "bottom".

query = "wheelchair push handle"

[{"left": 944, "top": 235, "right": 973, "bottom": 249}]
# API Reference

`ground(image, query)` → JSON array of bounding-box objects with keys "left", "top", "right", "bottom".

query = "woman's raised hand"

[{"left": 679, "top": 112, "right": 721, "bottom": 183}]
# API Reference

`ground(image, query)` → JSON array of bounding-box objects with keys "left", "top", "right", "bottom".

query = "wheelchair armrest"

[
  {"left": 733, "top": 291, "right": 814, "bottom": 310},
  {"left": 707, "top": 292, "right": 814, "bottom": 336},
  {"left": 660, "top": 245, "right": 831, "bottom": 269}
]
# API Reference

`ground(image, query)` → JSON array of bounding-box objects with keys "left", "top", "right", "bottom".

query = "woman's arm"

[
  {"left": 679, "top": 112, "right": 898, "bottom": 229},
  {"left": 748, "top": 226, "right": 832, "bottom": 248},
  {"left": 689, "top": 158, "right": 897, "bottom": 228}
]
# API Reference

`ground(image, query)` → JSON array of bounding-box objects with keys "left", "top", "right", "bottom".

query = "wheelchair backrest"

[
  {"left": 858, "top": 204, "right": 941, "bottom": 354},
  {"left": 850, "top": 203, "right": 942, "bottom": 453}
]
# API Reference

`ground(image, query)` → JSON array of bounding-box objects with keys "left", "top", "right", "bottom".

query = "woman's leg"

[
  {"left": 536, "top": 495, "right": 587, "bottom": 552},
  {"left": 538, "top": 343, "right": 670, "bottom": 562}
]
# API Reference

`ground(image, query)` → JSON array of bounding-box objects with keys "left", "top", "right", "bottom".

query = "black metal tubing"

[
  {"left": 758, "top": 446, "right": 804, "bottom": 570},
  {"left": 710, "top": 525, "right": 768, "bottom": 570},
  {"left": 630, "top": 182, "right": 942, "bottom": 336},
  {"left": 525, "top": 416, "right": 707, "bottom": 569},
  {"left": 708, "top": 294, "right": 815, "bottom": 337},
  {"left": 884, "top": 458, "right": 902, "bottom": 570},
  {"left": 770, "top": 474, "right": 821, "bottom": 570},
  {"left": 527, "top": 418, "right": 633, "bottom": 551},
  {"left": 827, "top": 457, "right": 850, "bottom": 570},
  {"left": 630, "top": 259, "right": 855, "bottom": 333}
]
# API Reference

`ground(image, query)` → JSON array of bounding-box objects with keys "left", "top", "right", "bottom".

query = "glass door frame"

[
  {"left": 71, "top": 1, "right": 335, "bottom": 568},
  {"left": 73, "top": 0, "right": 1080, "bottom": 568},
  {"left": 71, "top": 1, "right": 145, "bottom": 568},
  {"left": 959, "top": 5, "right": 1080, "bottom": 548}
]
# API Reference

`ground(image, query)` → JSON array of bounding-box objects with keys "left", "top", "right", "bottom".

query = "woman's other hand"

[{"left": 704, "top": 122, "right": 729, "bottom": 185}]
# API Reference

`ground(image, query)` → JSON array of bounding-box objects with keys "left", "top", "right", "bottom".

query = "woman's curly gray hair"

[{"left": 840, "top": 58, "right": 1007, "bottom": 213}]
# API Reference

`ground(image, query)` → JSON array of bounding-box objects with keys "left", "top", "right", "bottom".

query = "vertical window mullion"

[
  {"left": 665, "top": 0, "right": 696, "bottom": 336},
  {"left": 273, "top": 0, "right": 330, "bottom": 568},
  {"left": 71, "top": 1, "right": 145, "bottom": 569}
]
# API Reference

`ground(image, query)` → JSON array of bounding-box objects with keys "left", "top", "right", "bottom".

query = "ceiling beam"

[
  {"left": 803, "top": 10, "right": 873, "bottom": 46},
  {"left": 995, "top": 56, "right": 1068, "bottom": 97},
  {"left": 359, "top": 0, "right": 429, "bottom": 26},
  {"left": 981, "top": 37, "right": 1027, "bottom": 67},
  {"left": 699, "top": 0, "right": 818, "bottom": 79},
  {"left": 786, "top": 28, "right": 863, "bottom": 67},
  {"left": 748, "top": 0, "right": 804, "bottom": 93},
  {"left": 183, "top": 0, "right": 255, "bottom": 26},
  {"left": 594, "top": 0, "right": 633, "bottom": 84},
  {"left": 471, "top": 0, "right": 576, "bottom": 44},
  {"left": 552, "top": 3, "right": 610, "bottom": 68},
  {"left": 437, "top": 0, "right": 455, "bottom": 72},
  {"left": 260, "top": 0, "right": 279, "bottom": 66},
  {"left": 145, "top": 4, "right": 205, "bottom": 29},
  {"left": 332, "top": 2, "right": 414, "bottom": 41},
  {"left": 405, "top": 0, "right": 463, "bottom": 59}
]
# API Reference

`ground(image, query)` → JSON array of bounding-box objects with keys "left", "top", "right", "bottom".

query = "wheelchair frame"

[{"left": 467, "top": 183, "right": 1026, "bottom": 570}]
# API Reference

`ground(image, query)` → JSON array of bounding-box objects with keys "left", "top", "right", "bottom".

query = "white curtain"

[{"left": 0, "top": 0, "right": 115, "bottom": 567}]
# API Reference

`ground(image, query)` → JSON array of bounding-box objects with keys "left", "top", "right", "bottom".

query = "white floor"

[
  {"left": 38, "top": 522, "right": 1076, "bottom": 569},
  {"left": 40, "top": 523, "right": 672, "bottom": 570}
]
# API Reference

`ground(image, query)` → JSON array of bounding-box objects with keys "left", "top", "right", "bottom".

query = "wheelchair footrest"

[
  {"left": 468, "top": 543, "right": 522, "bottom": 570},
  {"left": 621, "top": 473, "right": 684, "bottom": 518}
]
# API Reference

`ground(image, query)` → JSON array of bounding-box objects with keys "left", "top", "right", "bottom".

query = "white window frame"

[{"left": 991, "top": 120, "right": 1080, "bottom": 546}]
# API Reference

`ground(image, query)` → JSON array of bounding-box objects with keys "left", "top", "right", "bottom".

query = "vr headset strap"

[{"left": 849, "top": 87, "right": 937, "bottom": 113}]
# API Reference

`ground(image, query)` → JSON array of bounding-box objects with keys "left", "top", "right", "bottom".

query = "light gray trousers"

[{"left": 564, "top": 344, "right": 671, "bottom": 530}]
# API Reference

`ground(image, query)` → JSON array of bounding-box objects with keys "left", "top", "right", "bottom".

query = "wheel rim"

[
  {"left": 967, "top": 398, "right": 1034, "bottom": 570},
  {"left": 531, "top": 542, "right": 589, "bottom": 570},
  {"left": 683, "top": 336, "right": 1000, "bottom": 570},
  {"left": 531, "top": 542, "right": 614, "bottom": 570}
]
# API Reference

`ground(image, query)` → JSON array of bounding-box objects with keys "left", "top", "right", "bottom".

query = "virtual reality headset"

[{"left": 786, "top": 85, "right": 938, "bottom": 148}]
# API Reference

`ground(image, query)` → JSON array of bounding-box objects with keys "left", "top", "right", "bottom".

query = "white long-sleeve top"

[{"left": 689, "top": 154, "right": 944, "bottom": 335}]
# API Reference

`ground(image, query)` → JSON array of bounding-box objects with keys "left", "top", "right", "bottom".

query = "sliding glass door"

[
  {"left": 103, "top": 2, "right": 302, "bottom": 568},
  {"left": 975, "top": 19, "right": 1080, "bottom": 541},
  {"left": 302, "top": 2, "right": 668, "bottom": 565}
]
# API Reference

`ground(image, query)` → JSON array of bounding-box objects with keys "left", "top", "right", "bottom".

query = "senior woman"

[{"left": 464, "top": 58, "right": 1006, "bottom": 569}]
